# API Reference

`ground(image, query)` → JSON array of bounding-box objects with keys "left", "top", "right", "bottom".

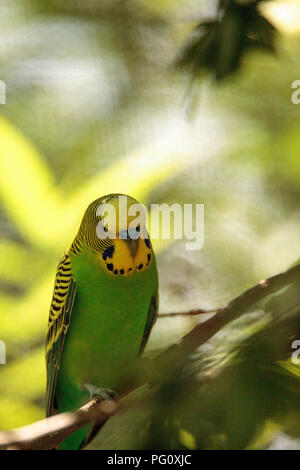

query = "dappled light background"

[{"left": 0, "top": 0, "right": 300, "bottom": 449}]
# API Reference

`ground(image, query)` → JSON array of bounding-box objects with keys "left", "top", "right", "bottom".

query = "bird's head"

[{"left": 74, "top": 194, "right": 153, "bottom": 276}]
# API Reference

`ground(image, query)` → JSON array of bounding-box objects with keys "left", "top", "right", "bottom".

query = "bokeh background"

[{"left": 0, "top": 0, "right": 300, "bottom": 449}]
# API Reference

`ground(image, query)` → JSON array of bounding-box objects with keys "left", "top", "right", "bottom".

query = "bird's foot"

[{"left": 83, "top": 383, "right": 117, "bottom": 401}]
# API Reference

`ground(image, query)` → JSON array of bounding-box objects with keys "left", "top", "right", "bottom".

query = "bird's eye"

[{"left": 136, "top": 225, "right": 140, "bottom": 233}]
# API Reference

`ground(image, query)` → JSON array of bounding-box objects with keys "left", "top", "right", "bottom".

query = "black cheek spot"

[
  {"left": 103, "top": 245, "right": 115, "bottom": 260},
  {"left": 128, "top": 268, "right": 132, "bottom": 272},
  {"left": 107, "top": 263, "right": 113, "bottom": 271},
  {"left": 120, "top": 269, "right": 124, "bottom": 275},
  {"left": 138, "top": 264, "right": 143, "bottom": 270},
  {"left": 144, "top": 238, "right": 150, "bottom": 249},
  {"left": 147, "top": 253, "right": 151, "bottom": 262},
  {"left": 114, "top": 269, "right": 118, "bottom": 275}
]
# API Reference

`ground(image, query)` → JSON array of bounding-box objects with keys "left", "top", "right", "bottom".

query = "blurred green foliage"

[
  {"left": 177, "top": 0, "right": 277, "bottom": 82},
  {"left": 0, "top": 0, "right": 300, "bottom": 449}
]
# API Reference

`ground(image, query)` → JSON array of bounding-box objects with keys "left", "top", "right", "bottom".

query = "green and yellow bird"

[{"left": 46, "top": 194, "right": 158, "bottom": 450}]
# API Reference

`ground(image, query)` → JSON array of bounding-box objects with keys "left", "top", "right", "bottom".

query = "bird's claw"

[{"left": 83, "top": 383, "right": 117, "bottom": 401}]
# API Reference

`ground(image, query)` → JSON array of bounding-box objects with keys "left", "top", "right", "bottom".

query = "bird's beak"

[{"left": 119, "top": 229, "right": 139, "bottom": 257}]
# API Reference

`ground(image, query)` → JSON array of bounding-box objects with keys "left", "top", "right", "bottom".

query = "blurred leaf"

[
  {"left": 0, "top": 397, "right": 43, "bottom": 430},
  {"left": 177, "top": 0, "right": 277, "bottom": 81},
  {"left": 0, "top": 347, "right": 45, "bottom": 402},
  {"left": 0, "top": 240, "right": 46, "bottom": 285},
  {"left": 0, "top": 274, "right": 52, "bottom": 346},
  {"left": 179, "top": 428, "right": 197, "bottom": 449},
  {"left": 0, "top": 116, "right": 61, "bottom": 248}
]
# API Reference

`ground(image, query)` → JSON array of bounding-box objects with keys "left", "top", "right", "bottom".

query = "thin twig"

[{"left": 158, "top": 309, "right": 217, "bottom": 318}]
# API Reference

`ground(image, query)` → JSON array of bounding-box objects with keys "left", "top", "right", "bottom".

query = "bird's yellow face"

[{"left": 82, "top": 194, "right": 153, "bottom": 277}]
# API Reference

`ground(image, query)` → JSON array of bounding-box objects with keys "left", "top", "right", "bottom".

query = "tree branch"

[
  {"left": 1, "top": 263, "right": 299, "bottom": 450},
  {"left": 0, "top": 397, "right": 117, "bottom": 450}
]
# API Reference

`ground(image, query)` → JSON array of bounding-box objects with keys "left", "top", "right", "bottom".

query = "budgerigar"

[{"left": 46, "top": 194, "right": 159, "bottom": 450}]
